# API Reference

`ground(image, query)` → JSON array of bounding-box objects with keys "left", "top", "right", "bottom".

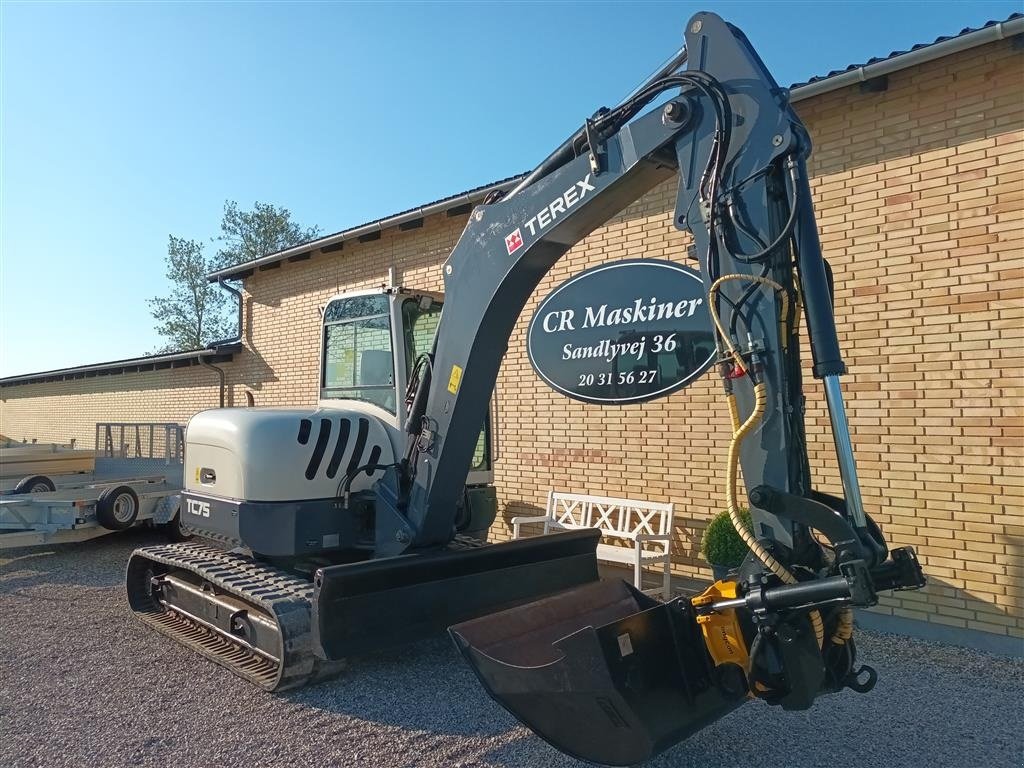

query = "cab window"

[
  {"left": 401, "top": 296, "right": 443, "bottom": 371},
  {"left": 322, "top": 295, "right": 396, "bottom": 412}
]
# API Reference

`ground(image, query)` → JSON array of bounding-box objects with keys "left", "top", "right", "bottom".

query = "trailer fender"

[
  {"left": 151, "top": 493, "right": 180, "bottom": 525},
  {"left": 13, "top": 475, "right": 56, "bottom": 494}
]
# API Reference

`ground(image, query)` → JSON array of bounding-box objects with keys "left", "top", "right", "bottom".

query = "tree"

[
  {"left": 148, "top": 236, "right": 234, "bottom": 352},
  {"left": 215, "top": 200, "right": 320, "bottom": 269},
  {"left": 149, "top": 202, "right": 320, "bottom": 352}
]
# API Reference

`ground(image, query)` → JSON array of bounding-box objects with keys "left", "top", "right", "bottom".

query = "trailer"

[
  {"left": 0, "top": 423, "right": 187, "bottom": 548},
  {"left": 0, "top": 444, "right": 95, "bottom": 493}
]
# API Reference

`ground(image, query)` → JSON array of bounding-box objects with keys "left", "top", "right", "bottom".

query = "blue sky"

[{"left": 1, "top": 0, "right": 1019, "bottom": 377}]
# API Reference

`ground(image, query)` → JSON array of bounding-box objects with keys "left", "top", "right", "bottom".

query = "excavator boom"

[{"left": 439, "top": 12, "right": 925, "bottom": 764}]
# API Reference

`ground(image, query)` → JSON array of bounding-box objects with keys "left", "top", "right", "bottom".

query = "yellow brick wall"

[
  {"left": 0, "top": 366, "right": 222, "bottom": 445},
  {"left": 1, "top": 40, "right": 1020, "bottom": 639}
]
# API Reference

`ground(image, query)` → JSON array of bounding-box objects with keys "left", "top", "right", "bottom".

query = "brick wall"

[
  {"left": 1, "top": 366, "right": 222, "bottom": 444},
  {"left": 2, "top": 39, "right": 1020, "bottom": 640}
]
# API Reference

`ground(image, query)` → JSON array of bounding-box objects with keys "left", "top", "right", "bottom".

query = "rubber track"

[{"left": 126, "top": 542, "right": 346, "bottom": 692}]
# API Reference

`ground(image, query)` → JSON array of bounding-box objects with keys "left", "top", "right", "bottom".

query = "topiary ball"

[{"left": 700, "top": 507, "right": 752, "bottom": 568}]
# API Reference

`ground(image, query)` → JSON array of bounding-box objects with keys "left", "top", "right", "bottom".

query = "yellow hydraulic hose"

[
  {"left": 709, "top": 274, "right": 791, "bottom": 363},
  {"left": 832, "top": 607, "right": 854, "bottom": 645},
  {"left": 726, "top": 380, "right": 824, "bottom": 649},
  {"left": 726, "top": 392, "right": 741, "bottom": 433},
  {"left": 713, "top": 273, "right": 824, "bottom": 649}
]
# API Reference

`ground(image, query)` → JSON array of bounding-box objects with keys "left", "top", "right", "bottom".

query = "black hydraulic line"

[
  {"left": 619, "top": 46, "right": 688, "bottom": 103},
  {"left": 508, "top": 69, "right": 728, "bottom": 210},
  {"left": 337, "top": 461, "right": 401, "bottom": 501},
  {"left": 721, "top": 162, "right": 801, "bottom": 264},
  {"left": 506, "top": 50, "right": 690, "bottom": 201},
  {"left": 405, "top": 359, "right": 432, "bottom": 435}
]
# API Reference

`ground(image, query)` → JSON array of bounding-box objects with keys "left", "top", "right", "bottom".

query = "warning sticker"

[
  {"left": 448, "top": 364, "right": 463, "bottom": 394},
  {"left": 617, "top": 633, "right": 634, "bottom": 657}
]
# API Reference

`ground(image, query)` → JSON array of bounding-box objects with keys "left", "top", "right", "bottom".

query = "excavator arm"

[
  {"left": 384, "top": 12, "right": 860, "bottom": 557},
  {"left": 380, "top": 11, "right": 927, "bottom": 764}
]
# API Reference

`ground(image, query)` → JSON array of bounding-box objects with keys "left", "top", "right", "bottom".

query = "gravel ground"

[{"left": 1, "top": 531, "right": 1022, "bottom": 768}]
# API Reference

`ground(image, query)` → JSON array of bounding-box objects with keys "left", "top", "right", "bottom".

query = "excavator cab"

[{"left": 318, "top": 288, "right": 493, "bottom": 487}]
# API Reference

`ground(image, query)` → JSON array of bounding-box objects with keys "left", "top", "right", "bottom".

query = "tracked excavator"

[{"left": 127, "top": 11, "right": 926, "bottom": 765}]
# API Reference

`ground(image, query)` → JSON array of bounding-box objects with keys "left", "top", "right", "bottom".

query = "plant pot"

[{"left": 710, "top": 564, "right": 733, "bottom": 581}]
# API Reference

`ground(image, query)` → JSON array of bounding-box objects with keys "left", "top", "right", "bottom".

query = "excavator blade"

[
  {"left": 313, "top": 528, "right": 602, "bottom": 659},
  {"left": 450, "top": 579, "right": 748, "bottom": 766},
  {"left": 127, "top": 530, "right": 601, "bottom": 692}
]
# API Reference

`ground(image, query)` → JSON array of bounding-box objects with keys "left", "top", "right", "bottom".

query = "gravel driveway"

[{"left": 1, "top": 531, "right": 1021, "bottom": 768}]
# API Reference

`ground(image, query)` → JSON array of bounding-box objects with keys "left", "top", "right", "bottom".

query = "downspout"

[
  {"left": 202, "top": 278, "right": 245, "bottom": 408},
  {"left": 212, "top": 278, "right": 244, "bottom": 346},
  {"left": 199, "top": 356, "right": 226, "bottom": 408}
]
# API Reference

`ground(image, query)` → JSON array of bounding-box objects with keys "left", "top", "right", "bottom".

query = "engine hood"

[{"left": 185, "top": 406, "right": 398, "bottom": 502}]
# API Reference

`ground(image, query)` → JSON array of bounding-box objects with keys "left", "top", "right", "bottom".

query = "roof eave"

[
  {"left": 208, "top": 13, "right": 1023, "bottom": 283},
  {"left": 206, "top": 176, "right": 526, "bottom": 282},
  {"left": 0, "top": 342, "right": 243, "bottom": 388},
  {"left": 791, "top": 14, "right": 1023, "bottom": 101}
]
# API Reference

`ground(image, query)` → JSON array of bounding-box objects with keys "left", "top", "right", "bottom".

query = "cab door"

[{"left": 399, "top": 293, "right": 494, "bottom": 487}]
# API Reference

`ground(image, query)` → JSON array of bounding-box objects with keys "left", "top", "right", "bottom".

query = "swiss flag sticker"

[{"left": 505, "top": 228, "right": 524, "bottom": 255}]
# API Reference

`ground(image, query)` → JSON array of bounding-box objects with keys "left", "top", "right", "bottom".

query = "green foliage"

[
  {"left": 214, "top": 200, "right": 320, "bottom": 270},
  {"left": 700, "top": 507, "right": 752, "bottom": 567},
  {"left": 147, "top": 236, "right": 233, "bottom": 353},
  {"left": 149, "top": 202, "right": 319, "bottom": 352}
]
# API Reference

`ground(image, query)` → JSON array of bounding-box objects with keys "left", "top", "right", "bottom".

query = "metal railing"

[{"left": 95, "top": 423, "right": 184, "bottom": 464}]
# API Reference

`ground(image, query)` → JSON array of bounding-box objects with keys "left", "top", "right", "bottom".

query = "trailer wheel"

[
  {"left": 96, "top": 485, "right": 140, "bottom": 530},
  {"left": 163, "top": 508, "right": 193, "bottom": 542},
  {"left": 13, "top": 475, "right": 56, "bottom": 494}
]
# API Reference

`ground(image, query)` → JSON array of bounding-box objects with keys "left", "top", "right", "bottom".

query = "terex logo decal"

[
  {"left": 505, "top": 228, "right": 523, "bottom": 255},
  {"left": 505, "top": 174, "right": 597, "bottom": 256},
  {"left": 525, "top": 174, "right": 596, "bottom": 237},
  {"left": 186, "top": 498, "right": 210, "bottom": 518}
]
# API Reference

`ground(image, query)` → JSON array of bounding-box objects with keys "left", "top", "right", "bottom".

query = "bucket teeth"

[{"left": 126, "top": 542, "right": 344, "bottom": 692}]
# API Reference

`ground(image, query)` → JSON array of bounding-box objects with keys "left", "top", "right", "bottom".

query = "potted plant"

[{"left": 700, "top": 507, "right": 752, "bottom": 581}]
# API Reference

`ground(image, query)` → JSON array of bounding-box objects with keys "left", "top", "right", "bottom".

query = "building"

[{"left": 2, "top": 16, "right": 1021, "bottom": 653}]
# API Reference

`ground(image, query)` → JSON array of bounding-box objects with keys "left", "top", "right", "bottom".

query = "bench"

[{"left": 512, "top": 491, "right": 675, "bottom": 599}]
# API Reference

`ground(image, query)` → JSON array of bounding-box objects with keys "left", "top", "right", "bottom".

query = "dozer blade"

[
  {"left": 450, "top": 579, "right": 748, "bottom": 766},
  {"left": 313, "top": 528, "right": 601, "bottom": 659},
  {"left": 128, "top": 531, "right": 600, "bottom": 693}
]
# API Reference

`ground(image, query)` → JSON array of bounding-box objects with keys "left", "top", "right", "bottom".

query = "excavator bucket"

[{"left": 450, "top": 579, "right": 748, "bottom": 766}]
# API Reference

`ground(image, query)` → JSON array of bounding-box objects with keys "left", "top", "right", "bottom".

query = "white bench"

[{"left": 512, "top": 491, "right": 675, "bottom": 599}]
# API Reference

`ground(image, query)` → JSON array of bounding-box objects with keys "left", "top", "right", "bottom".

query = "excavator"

[{"left": 126, "top": 11, "right": 926, "bottom": 765}]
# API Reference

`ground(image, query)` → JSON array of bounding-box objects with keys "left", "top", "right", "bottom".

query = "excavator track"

[{"left": 126, "top": 542, "right": 345, "bottom": 692}]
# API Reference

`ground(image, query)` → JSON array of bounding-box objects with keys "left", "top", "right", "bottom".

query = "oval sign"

[{"left": 527, "top": 259, "right": 716, "bottom": 405}]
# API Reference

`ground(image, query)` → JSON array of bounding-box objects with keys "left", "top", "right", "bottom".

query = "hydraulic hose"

[
  {"left": 832, "top": 607, "right": 854, "bottom": 645},
  {"left": 726, "top": 384, "right": 788, "bottom": 582},
  {"left": 709, "top": 274, "right": 790, "bottom": 362},
  {"left": 726, "top": 393, "right": 741, "bottom": 433},
  {"left": 726, "top": 381, "right": 824, "bottom": 648},
  {"left": 713, "top": 273, "right": 823, "bottom": 648}
]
